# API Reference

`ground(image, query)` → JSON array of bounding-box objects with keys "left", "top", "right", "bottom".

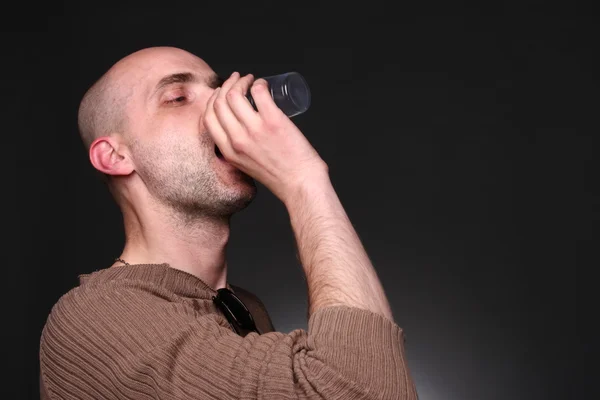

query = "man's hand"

[
  {"left": 204, "top": 72, "right": 328, "bottom": 204},
  {"left": 206, "top": 73, "right": 395, "bottom": 324}
]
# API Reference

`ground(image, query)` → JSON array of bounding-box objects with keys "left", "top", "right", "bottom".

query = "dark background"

[{"left": 3, "top": 2, "right": 594, "bottom": 399}]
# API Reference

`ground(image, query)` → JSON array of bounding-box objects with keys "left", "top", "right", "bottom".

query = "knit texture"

[{"left": 39, "top": 264, "right": 417, "bottom": 399}]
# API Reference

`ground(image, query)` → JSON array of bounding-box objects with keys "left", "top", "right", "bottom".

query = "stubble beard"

[{"left": 131, "top": 138, "right": 257, "bottom": 222}]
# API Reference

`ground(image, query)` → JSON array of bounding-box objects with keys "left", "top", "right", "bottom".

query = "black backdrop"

[{"left": 3, "top": 2, "right": 593, "bottom": 399}]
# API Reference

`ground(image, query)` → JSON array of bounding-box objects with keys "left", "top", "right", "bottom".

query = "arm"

[
  {"left": 200, "top": 72, "right": 417, "bottom": 399},
  {"left": 207, "top": 73, "right": 394, "bottom": 322},
  {"left": 284, "top": 171, "right": 394, "bottom": 320}
]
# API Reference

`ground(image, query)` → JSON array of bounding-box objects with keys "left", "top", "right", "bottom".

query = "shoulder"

[
  {"left": 39, "top": 278, "right": 232, "bottom": 399},
  {"left": 41, "top": 279, "right": 172, "bottom": 330},
  {"left": 40, "top": 278, "right": 225, "bottom": 357}
]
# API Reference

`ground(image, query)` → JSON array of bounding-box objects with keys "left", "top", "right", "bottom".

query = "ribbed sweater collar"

[{"left": 78, "top": 263, "right": 233, "bottom": 299}]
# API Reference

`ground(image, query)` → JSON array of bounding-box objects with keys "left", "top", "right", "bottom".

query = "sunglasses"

[{"left": 212, "top": 288, "right": 259, "bottom": 337}]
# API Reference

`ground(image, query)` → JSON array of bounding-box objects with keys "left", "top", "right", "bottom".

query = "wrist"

[{"left": 281, "top": 161, "right": 331, "bottom": 211}]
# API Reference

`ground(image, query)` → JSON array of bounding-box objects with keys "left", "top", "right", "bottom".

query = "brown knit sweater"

[{"left": 39, "top": 264, "right": 417, "bottom": 399}]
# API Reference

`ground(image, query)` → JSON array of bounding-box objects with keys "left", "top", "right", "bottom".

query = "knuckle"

[
  {"left": 248, "top": 120, "right": 265, "bottom": 136},
  {"left": 263, "top": 115, "right": 284, "bottom": 130},
  {"left": 230, "top": 137, "right": 248, "bottom": 153},
  {"left": 225, "top": 90, "right": 237, "bottom": 100},
  {"left": 213, "top": 97, "right": 226, "bottom": 111}
]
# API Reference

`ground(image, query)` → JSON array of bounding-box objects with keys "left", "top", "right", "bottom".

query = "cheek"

[
  {"left": 141, "top": 115, "right": 193, "bottom": 147},
  {"left": 161, "top": 108, "right": 204, "bottom": 137},
  {"left": 151, "top": 128, "right": 209, "bottom": 167},
  {"left": 132, "top": 108, "right": 210, "bottom": 165}
]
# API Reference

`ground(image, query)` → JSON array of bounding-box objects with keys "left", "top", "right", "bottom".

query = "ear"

[{"left": 89, "top": 135, "right": 134, "bottom": 177}]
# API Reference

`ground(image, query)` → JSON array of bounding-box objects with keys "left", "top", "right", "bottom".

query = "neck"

[{"left": 115, "top": 195, "right": 231, "bottom": 290}]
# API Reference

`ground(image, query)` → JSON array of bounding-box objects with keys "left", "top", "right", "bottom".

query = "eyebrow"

[
  {"left": 152, "top": 72, "right": 224, "bottom": 97},
  {"left": 206, "top": 74, "right": 225, "bottom": 89}
]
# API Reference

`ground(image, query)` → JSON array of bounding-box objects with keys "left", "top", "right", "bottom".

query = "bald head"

[
  {"left": 78, "top": 47, "right": 215, "bottom": 152},
  {"left": 78, "top": 68, "right": 130, "bottom": 151}
]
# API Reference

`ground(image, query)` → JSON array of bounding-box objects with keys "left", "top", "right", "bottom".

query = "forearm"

[{"left": 284, "top": 170, "right": 394, "bottom": 321}]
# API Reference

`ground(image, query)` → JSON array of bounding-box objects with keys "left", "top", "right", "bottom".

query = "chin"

[{"left": 219, "top": 178, "right": 257, "bottom": 215}]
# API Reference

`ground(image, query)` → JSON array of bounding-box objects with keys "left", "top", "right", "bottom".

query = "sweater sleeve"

[{"left": 39, "top": 281, "right": 418, "bottom": 400}]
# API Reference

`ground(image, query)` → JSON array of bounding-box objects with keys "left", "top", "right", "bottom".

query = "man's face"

[{"left": 118, "top": 48, "right": 256, "bottom": 217}]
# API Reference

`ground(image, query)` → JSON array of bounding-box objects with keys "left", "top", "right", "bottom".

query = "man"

[{"left": 39, "top": 46, "right": 418, "bottom": 399}]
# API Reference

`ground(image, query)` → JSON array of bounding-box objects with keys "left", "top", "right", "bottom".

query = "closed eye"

[{"left": 165, "top": 95, "right": 187, "bottom": 104}]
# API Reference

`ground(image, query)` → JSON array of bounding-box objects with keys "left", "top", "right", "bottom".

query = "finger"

[
  {"left": 204, "top": 87, "right": 232, "bottom": 154},
  {"left": 226, "top": 74, "right": 262, "bottom": 129},
  {"left": 214, "top": 72, "right": 246, "bottom": 138},
  {"left": 221, "top": 71, "right": 241, "bottom": 93},
  {"left": 250, "top": 79, "right": 282, "bottom": 116}
]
